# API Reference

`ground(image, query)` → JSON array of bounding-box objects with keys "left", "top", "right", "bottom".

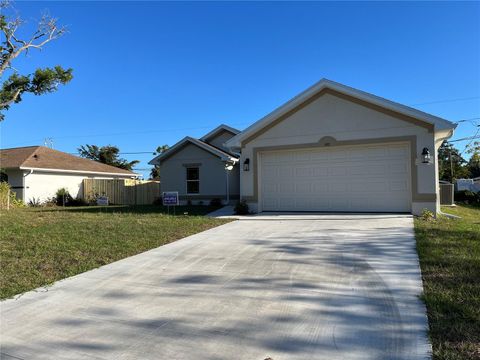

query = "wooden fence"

[
  {"left": 0, "top": 188, "right": 10, "bottom": 210},
  {"left": 82, "top": 179, "right": 160, "bottom": 205}
]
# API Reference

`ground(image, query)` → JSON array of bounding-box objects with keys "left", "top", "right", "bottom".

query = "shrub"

[
  {"left": 455, "top": 190, "right": 480, "bottom": 205},
  {"left": 209, "top": 198, "right": 222, "bottom": 207},
  {"left": 234, "top": 200, "right": 249, "bottom": 215},
  {"left": 68, "top": 197, "right": 88, "bottom": 206},
  {"left": 53, "top": 188, "right": 86, "bottom": 207},
  {"left": 152, "top": 197, "right": 163, "bottom": 205},
  {"left": 420, "top": 208, "right": 435, "bottom": 221},
  {"left": 55, "top": 188, "right": 73, "bottom": 206}
]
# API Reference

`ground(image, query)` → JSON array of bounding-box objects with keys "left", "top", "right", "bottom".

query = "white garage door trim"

[{"left": 258, "top": 142, "right": 412, "bottom": 213}]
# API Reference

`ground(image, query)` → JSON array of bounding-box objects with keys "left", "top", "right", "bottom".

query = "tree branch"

[
  {"left": 0, "top": 14, "right": 66, "bottom": 77},
  {"left": 0, "top": 87, "right": 21, "bottom": 107}
]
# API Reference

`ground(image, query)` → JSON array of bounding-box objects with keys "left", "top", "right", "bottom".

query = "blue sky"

[{"left": 1, "top": 1, "right": 479, "bottom": 177}]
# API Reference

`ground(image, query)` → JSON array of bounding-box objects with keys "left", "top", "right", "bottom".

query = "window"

[{"left": 186, "top": 167, "right": 199, "bottom": 194}]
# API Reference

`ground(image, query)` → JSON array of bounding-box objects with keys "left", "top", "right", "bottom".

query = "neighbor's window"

[{"left": 186, "top": 167, "right": 199, "bottom": 194}]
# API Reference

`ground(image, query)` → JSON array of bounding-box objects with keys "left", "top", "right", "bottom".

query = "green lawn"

[
  {"left": 415, "top": 205, "right": 480, "bottom": 360},
  {"left": 0, "top": 205, "right": 230, "bottom": 300}
]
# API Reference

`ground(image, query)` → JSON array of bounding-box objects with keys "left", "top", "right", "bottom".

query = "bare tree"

[{"left": 0, "top": 0, "right": 73, "bottom": 120}]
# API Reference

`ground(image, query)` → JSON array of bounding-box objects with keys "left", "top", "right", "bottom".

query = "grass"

[
  {"left": 415, "top": 205, "right": 480, "bottom": 360},
  {"left": 0, "top": 205, "right": 230, "bottom": 300}
]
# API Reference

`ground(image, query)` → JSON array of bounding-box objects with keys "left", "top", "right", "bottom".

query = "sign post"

[{"left": 162, "top": 191, "right": 179, "bottom": 215}]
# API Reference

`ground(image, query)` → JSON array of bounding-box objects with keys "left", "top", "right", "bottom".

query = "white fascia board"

[
  {"left": 225, "top": 78, "right": 457, "bottom": 148},
  {"left": 19, "top": 167, "right": 139, "bottom": 177},
  {"left": 148, "top": 137, "right": 238, "bottom": 165},
  {"left": 148, "top": 137, "right": 190, "bottom": 165}
]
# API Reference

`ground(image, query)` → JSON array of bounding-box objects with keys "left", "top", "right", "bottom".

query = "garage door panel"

[
  {"left": 329, "top": 182, "right": 348, "bottom": 192},
  {"left": 390, "top": 162, "right": 408, "bottom": 174},
  {"left": 295, "top": 166, "right": 314, "bottom": 177},
  {"left": 390, "top": 180, "right": 408, "bottom": 192},
  {"left": 279, "top": 183, "right": 295, "bottom": 193},
  {"left": 388, "top": 145, "right": 409, "bottom": 157},
  {"left": 260, "top": 143, "right": 411, "bottom": 212},
  {"left": 329, "top": 166, "right": 348, "bottom": 176},
  {"left": 329, "top": 149, "right": 349, "bottom": 160}
]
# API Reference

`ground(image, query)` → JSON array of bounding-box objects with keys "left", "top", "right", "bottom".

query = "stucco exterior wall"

[
  {"left": 160, "top": 143, "right": 240, "bottom": 204},
  {"left": 206, "top": 130, "right": 236, "bottom": 152},
  {"left": 4, "top": 169, "right": 25, "bottom": 201},
  {"left": 239, "top": 93, "right": 438, "bottom": 215},
  {"left": 23, "top": 171, "right": 131, "bottom": 204}
]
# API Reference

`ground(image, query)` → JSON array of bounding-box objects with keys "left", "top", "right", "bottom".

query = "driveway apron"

[{"left": 0, "top": 214, "right": 431, "bottom": 360}]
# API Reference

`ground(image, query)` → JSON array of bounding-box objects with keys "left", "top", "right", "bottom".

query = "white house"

[
  {"left": 0, "top": 146, "right": 138, "bottom": 203},
  {"left": 226, "top": 79, "right": 457, "bottom": 215}
]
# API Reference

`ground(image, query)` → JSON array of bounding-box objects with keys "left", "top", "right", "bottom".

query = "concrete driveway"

[{"left": 1, "top": 214, "right": 430, "bottom": 360}]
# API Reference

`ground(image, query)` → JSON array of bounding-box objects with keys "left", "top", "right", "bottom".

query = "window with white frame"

[{"left": 186, "top": 167, "right": 199, "bottom": 194}]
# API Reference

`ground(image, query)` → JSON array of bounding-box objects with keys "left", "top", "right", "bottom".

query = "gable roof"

[
  {"left": 225, "top": 78, "right": 457, "bottom": 148},
  {"left": 148, "top": 137, "right": 239, "bottom": 165},
  {"left": 200, "top": 124, "right": 240, "bottom": 142},
  {"left": 0, "top": 146, "right": 137, "bottom": 176}
]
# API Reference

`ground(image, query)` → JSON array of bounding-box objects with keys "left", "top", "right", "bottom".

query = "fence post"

[{"left": 135, "top": 180, "right": 137, "bottom": 206}]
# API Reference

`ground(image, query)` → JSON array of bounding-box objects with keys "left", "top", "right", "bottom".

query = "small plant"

[
  {"left": 210, "top": 198, "right": 222, "bottom": 207},
  {"left": 234, "top": 200, "right": 249, "bottom": 215},
  {"left": 43, "top": 197, "right": 57, "bottom": 207},
  {"left": 28, "top": 197, "right": 42, "bottom": 207},
  {"left": 421, "top": 208, "right": 435, "bottom": 221}
]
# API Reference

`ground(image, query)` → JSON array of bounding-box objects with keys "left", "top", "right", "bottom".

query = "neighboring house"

[
  {"left": 225, "top": 79, "right": 456, "bottom": 215},
  {"left": 149, "top": 125, "right": 240, "bottom": 204},
  {"left": 0, "top": 146, "right": 138, "bottom": 203}
]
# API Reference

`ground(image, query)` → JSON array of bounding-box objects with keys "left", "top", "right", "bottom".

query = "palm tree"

[{"left": 150, "top": 145, "right": 169, "bottom": 179}]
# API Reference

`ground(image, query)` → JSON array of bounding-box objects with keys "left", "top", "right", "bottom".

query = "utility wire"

[
  {"left": 449, "top": 134, "right": 480, "bottom": 143},
  {"left": 453, "top": 117, "right": 480, "bottom": 123},
  {"left": 410, "top": 96, "right": 480, "bottom": 106}
]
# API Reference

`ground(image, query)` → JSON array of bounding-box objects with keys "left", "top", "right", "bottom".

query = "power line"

[
  {"left": 458, "top": 128, "right": 480, "bottom": 156},
  {"left": 410, "top": 96, "right": 480, "bottom": 106},
  {"left": 449, "top": 134, "right": 480, "bottom": 143},
  {"left": 453, "top": 117, "right": 480, "bottom": 124},
  {"left": 5, "top": 122, "right": 251, "bottom": 148}
]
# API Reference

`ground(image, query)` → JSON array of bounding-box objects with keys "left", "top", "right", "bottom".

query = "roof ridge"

[{"left": 0, "top": 145, "right": 41, "bottom": 151}]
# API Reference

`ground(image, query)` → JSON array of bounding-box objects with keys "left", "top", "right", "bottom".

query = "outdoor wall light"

[
  {"left": 225, "top": 162, "right": 234, "bottom": 171},
  {"left": 421, "top": 147, "right": 431, "bottom": 164},
  {"left": 243, "top": 158, "right": 250, "bottom": 171}
]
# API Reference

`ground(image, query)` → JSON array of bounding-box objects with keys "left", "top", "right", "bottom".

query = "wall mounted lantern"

[
  {"left": 243, "top": 158, "right": 250, "bottom": 171},
  {"left": 421, "top": 147, "right": 431, "bottom": 164}
]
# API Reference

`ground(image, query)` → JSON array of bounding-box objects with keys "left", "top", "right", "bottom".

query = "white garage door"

[{"left": 260, "top": 143, "right": 411, "bottom": 212}]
